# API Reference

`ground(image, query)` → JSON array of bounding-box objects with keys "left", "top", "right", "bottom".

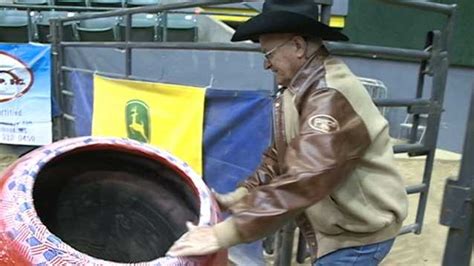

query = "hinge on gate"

[{"left": 440, "top": 177, "right": 472, "bottom": 230}]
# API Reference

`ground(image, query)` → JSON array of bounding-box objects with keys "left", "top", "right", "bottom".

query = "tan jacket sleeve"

[
  {"left": 226, "top": 88, "right": 372, "bottom": 243},
  {"left": 239, "top": 143, "right": 279, "bottom": 190}
]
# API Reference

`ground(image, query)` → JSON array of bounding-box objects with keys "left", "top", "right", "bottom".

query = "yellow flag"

[{"left": 92, "top": 75, "right": 205, "bottom": 175}]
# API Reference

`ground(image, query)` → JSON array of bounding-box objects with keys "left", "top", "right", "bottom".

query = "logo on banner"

[
  {"left": 0, "top": 52, "right": 34, "bottom": 103},
  {"left": 126, "top": 100, "right": 150, "bottom": 143}
]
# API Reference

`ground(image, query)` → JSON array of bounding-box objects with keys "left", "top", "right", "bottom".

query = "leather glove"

[
  {"left": 166, "top": 222, "right": 221, "bottom": 257},
  {"left": 213, "top": 187, "right": 249, "bottom": 211},
  {"left": 167, "top": 219, "right": 241, "bottom": 257}
]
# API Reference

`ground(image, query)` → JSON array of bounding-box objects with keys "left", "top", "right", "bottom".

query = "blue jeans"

[{"left": 313, "top": 238, "right": 395, "bottom": 266}]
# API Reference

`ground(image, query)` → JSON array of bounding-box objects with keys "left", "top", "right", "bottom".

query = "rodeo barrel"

[{"left": 0, "top": 137, "right": 226, "bottom": 265}]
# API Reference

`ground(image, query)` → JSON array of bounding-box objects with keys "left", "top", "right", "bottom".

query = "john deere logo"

[{"left": 126, "top": 100, "right": 150, "bottom": 143}]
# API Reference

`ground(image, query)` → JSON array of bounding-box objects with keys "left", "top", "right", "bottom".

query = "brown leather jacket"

[{"left": 216, "top": 47, "right": 408, "bottom": 260}]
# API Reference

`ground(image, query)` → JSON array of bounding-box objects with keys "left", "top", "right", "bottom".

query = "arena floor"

[{"left": 383, "top": 152, "right": 462, "bottom": 265}]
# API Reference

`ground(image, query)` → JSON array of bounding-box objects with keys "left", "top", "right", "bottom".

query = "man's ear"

[{"left": 293, "top": 36, "right": 307, "bottom": 59}]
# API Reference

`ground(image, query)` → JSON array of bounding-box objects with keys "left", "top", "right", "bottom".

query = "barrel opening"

[{"left": 33, "top": 148, "right": 199, "bottom": 263}]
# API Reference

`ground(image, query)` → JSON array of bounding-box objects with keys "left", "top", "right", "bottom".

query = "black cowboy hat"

[{"left": 231, "top": 0, "right": 349, "bottom": 42}]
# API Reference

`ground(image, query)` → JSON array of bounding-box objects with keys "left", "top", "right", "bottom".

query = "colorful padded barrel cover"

[{"left": 0, "top": 137, "right": 226, "bottom": 265}]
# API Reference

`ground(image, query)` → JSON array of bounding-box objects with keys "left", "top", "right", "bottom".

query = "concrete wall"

[{"left": 64, "top": 47, "right": 274, "bottom": 91}]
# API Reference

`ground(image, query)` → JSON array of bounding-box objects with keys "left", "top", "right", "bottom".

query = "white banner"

[{"left": 0, "top": 44, "right": 52, "bottom": 145}]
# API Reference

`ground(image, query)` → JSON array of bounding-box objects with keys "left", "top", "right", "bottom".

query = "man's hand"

[
  {"left": 213, "top": 187, "right": 249, "bottom": 211},
  {"left": 166, "top": 222, "right": 221, "bottom": 257}
]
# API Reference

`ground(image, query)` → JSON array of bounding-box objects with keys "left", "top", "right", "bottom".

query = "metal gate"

[
  {"left": 440, "top": 85, "right": 474, "bottom": 266},
  {"left": 49, "top": 0, "right": 458, "bottom": 264}
]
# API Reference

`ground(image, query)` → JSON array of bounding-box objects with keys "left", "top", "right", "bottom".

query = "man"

[{"left": 167, "top": 0, "right": 408, "bottom": 264}]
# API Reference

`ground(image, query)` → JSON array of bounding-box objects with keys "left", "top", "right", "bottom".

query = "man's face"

[{"left": 259, "top": 34, "right": 304, "bottom": 87}]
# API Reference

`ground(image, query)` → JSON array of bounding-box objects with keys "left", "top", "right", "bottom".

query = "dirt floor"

[{"left": 383, "top": 153, "right": 460, "bottom": 266}]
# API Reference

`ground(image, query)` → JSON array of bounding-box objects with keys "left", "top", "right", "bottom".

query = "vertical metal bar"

[
  {"left": 275, "top": 222, "right": 296, "bottom": 266},
  {"left": 442, "top": 86, "right": 474, "bottom": 266},
  {"left": 415, "top": 150, "right": 436, "bottom": 234},
  {"left": 57, "top": 20, "right": 72, "bottom": 138},
  {"left": 442, "top": 6, "right": 457, "bottom": 52},
  {"left": 194, "top": 23, "right": 198, "bottom": 42},
  {"left": 50, "top": 19, "right": 64, "bottom": 140},
  {"left": 125, "top": 13, "right": 132, "bottom": 77},
  {"left": 274, "top": 229, "right": 282, "bottom": 258},
  {"left": 440, "top": 86, "right": 474, "bottom": 266},
  {"left": 320, "top": 4, "right": 331, "bottom": 25},
  {"left": 153, "top": 15, "right": 158, "bottom": 42},
  {"left": 27, "top": 8, "right": 33, "bottom": 42},
  {"left": 457, "top": 89, "right": 474, "bottom": 205},
  {"left": 409, "top": 32, "right": 433, "bottom": 143},
  {"left": 414, "top": 31, "right": 448, "bottom": 234},
  {"left": 296, "top": 231, "right": 308, "bottom": 263},
  {"left": 162, "top": 10, "right": 168, "bottom": 42}
]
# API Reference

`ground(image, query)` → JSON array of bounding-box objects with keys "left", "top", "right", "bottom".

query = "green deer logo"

[{"left": 126, "top": 100, "right": 150, "bottom": 143}]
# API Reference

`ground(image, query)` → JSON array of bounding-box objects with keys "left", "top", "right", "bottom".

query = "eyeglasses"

[{"left": 263, "top": 38, "right": 293, "bottom": 61}]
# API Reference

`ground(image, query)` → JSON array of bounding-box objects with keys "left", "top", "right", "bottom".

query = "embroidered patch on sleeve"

[{"left": 308, "top": 115, "right": 340, "bottom": 133}]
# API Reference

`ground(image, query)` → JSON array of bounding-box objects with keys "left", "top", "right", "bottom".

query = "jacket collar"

[{"left": 287, "top": 45, "right": 329, "bottom": 94}]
